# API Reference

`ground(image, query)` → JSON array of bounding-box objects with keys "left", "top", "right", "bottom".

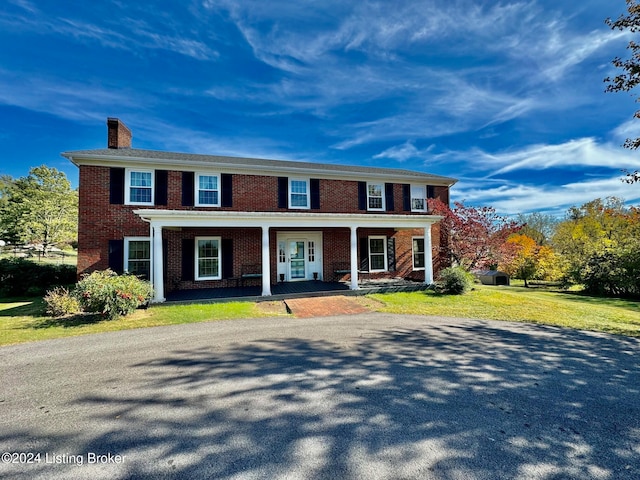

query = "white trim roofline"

[
  {"left": 63, "top": 149, "right": 457, "bottom": 186},
  {"left": 134, "top": 209, "right": 443, "bottom": 229}
]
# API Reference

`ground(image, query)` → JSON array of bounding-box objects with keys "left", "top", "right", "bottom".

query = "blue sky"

[{"left": 2, "top": 0, "right": 640, "bottom": 216}]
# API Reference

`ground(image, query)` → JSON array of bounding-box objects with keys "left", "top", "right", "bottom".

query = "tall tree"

[
  {"left": 428, "top": 199, "right": 522, "bottom": 270},
  {"left": 516, "top": 212, "right": 559, "bottom": 246},
  {"left": 605, "top": 0, "right": 640, "bottom": 182},
  {"left": 0, "top": 166, "right": 78, "bottom": 252}
]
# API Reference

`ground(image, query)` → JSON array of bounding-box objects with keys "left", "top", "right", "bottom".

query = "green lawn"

[
  {"left": 0, "top": 299, "right": 286, "bottom": 347},
  {"left": 1, "top": 285, "right": 639, "bottom": 347},
  {"left": 370, "top": 285, "right": 640, "bottom": 337}
]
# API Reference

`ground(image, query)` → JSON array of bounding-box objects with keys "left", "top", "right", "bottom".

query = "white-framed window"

[
  {"left": 412, "top": 237, "right": 425, "bottom": 270},
  {"left": 368, "top": 236, "right": 387, "bottom": 272},
  {"left": 289, "top": 178, "right": 310, "bottom": 209},
  {"left": 367, "top": 182, "right": 385, "bottom": 211},
  {"left": 124, "top": 237, "right": 151, "bottom": 279},
  {"left": 411, "top": 185, "right": 426, "bottom": 212},
  {"left": 195, "top": 173, "right": 220, "bottom": 207},
  {"left": 125, "top": 169, "right": 154, "bottom": 205},
  {"left": 195, "top": 236, "right": 221, "bottom": 280}
]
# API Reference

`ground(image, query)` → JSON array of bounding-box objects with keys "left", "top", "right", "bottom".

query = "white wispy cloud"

[{"left": 453, "top": 175, "right": 640, "bottom": 216}]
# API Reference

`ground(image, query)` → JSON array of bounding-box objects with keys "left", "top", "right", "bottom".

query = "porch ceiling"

[{"left": 134, "top": 209, "right": 443, "bottom": 229}]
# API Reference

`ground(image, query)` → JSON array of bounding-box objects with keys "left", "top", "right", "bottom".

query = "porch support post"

[
  {"left": 424, "top": 224, "right": 433, "bottom": 285},
  {"left": 261, "top": 226, "right": 272, "bottom": 296},
  {"left": 152, "top": 224, "right": 166, "bottom": 303},
  {"left": 349, "top": 226, "right": 359, "bottom": 290}
]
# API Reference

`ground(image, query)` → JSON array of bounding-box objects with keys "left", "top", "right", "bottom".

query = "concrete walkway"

[{"left": 1, "top": 314, "right": 639, "bottom": 479}]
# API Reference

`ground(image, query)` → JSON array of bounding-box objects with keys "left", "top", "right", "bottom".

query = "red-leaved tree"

[{"left": 428, "top": 199, "right": 522, "bottom": 270}]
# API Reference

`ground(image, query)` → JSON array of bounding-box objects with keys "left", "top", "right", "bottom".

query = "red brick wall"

[{"left": 77, "top": 165, "right": 450, "bottom": 287}]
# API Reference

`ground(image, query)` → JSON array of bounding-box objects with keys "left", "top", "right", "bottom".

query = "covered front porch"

[
  {"left": 165, "top": 278, "right": 431, "bottom": 304},
  {"left": 134, "top": 210, "right": 442, "bottom": 303}
]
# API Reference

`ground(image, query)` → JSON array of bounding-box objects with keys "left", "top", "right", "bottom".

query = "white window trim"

[
  {"left": 367, "top": 182, "right": 385, "bottom": 211},
  {"left": 195, "top": 236, "right": 222, "bottom": 281},
  {"left": 195, "top": 172, "right": 221, "bottom": 207},
  {"left": 125, "top": 168, "right": 154, "bottom": 206},
  {"left": 412, "top": 236, "right": 425, "bottom": 271},
  {"left": 289, "top": 178, "right": 310, "bottom": 209},
  {"left": 368, "top": 235, "right": 388, "bottom": 272},
  {"left": 411, "top": 185, "right": 427, "bottom": 212},
  {"left": 124, "top": 237, "right": 151, "bottom": 277}
]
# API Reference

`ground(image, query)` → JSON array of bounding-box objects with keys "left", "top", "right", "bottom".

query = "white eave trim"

[
  {"left": 63, "top": 153, "right": 457, "bottom": 186},
  {"left": 133, "top": 209, "right": 444, "bottom": 229}
]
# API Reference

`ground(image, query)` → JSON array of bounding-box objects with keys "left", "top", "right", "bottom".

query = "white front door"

[
  {"left": 288, "top": 239, "right": 306, "bottom": 280},
  {"left": 277, "top": 232, "right": 323, "bottom": 282}
]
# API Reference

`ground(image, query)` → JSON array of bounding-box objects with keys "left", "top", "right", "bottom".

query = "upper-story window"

[
  {"left": 367, "top": 182, "right": 385, "bottom": 211},
  {"left": 125, "top": 169, "right": 154, "bottom": 205},
  {"left": 289, "top": 178, "right": 310, "bottom": 209},
  {"left": 196, "top": 173, "right": 220, "bottom": 207},
  {"left": 411, "top": 185, "right": 426, "bottom": 212}
]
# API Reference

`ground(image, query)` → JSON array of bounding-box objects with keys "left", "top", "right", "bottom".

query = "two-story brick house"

[{"left": 63, "top": 118, "right": 456, "bottom": 303}]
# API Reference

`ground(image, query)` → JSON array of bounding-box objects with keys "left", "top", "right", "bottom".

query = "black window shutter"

[
  {"left": 222, "top": 239, "right": 234, "bottom": 279},
  {"left": 402, "top": 184, "right": 411, "bottom": 211},
  {"left": 108, "top": 239, "right": 124, "bottom": 273},
  {"left": 109, "top": 168, "right": 125, "bottom": 205},
  {"left": 155, "top": 170, "right": 168, "bottom": 206},
  {"left": 358, "top": 182, "right": 367, "bottom": 210},
  {"left": 182, "top": 172, "right": 194, "bottom": 207},
  {"left": 181, "top": 238, "right": 195, "bottom": 281},
  {"left": 278, "top": 177, "right": 288, "bottom": 208},
  {"left": 221, "top": 174, "right": 233, "bottom": 207},
  {"left": 387, "top": 237, "right": 396, "bottom": 271},
  {"left": 310, "top": 178, "right": 320, "bottom": 209},
  {"left": 162, "top": 239, "right": 168, "bottom": 283},
  {"left": 427, "top": 185, "right": 436, "bottom": 199},
  {"left": 359, "top": 237, "right": 369, "bottom": 272},
  {"left": 385, "top": 183, "right": 394, "bottom": 212}
]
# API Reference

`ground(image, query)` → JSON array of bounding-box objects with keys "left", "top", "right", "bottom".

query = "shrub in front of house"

[
  {"left": 43, "top": 287, "right": 82, "bottom": 317},
  {"left": 436, "top": 266, "right": 474, "bottom": 294},
  {"left": 0, "top": 258, "right": 77, "bottom": 297},
  {"left": 74, "top": 269, "right": 153, "bottom": 320}
]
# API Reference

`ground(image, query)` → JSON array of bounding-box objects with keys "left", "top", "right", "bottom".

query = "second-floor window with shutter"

[
  {"left": 411, "top": 185, "right": 426, "bottom": 212},
  {"left": 196, "top": 173, "right": 220, "bottom": 207},
  {"left": 125, "top": 169, "right": 154, "bottom": 205},
  {"left": 367, "top": 183, "right": 385, "bottom": 211}
]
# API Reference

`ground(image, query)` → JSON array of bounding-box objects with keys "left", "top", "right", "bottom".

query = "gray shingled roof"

[{"left": 62, "top": 148, "right": 457, "bottom": 185}]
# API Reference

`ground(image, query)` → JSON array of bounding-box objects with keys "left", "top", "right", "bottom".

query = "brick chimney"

[{"left": 107, "top": 118, "right": 132, "bottom": 149}]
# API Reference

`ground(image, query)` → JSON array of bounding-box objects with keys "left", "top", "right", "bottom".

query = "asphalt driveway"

[{"left": 1, "top": 313, "right": 639, "bottom": 479}]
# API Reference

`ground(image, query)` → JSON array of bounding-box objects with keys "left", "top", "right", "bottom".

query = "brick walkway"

[{"left": 284, "top": 295, "right": 370, "bottom": 318}]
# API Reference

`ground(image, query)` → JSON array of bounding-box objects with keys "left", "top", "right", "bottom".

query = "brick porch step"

[{"left": 284, "top": 295, "right": 370, "bottom": 318}]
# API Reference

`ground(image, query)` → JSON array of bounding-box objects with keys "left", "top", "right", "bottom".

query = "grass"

[
  {"left": 0, "top": 298, "right": 287, "bottom": 347},
  {"left": 1, "top": 284, "right": 639, "bottom": 347},
  {"left": 370, "top": 284, "right": 640, "bottom": 337}
]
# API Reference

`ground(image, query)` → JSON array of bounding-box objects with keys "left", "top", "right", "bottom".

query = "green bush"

[
  {"left": 436, "top": 266, "right": 474, "bottom": 294},
  {"left": 582, "top": 248, "right": 640, "bottom": 298},
  {"left": 0, "top": 258, "right": 76, "bottom": 297},
  {"left": 75, "top": 269, "right": 154, "bottom": 320},
  {"left": 44, "top": 287, "right": 81, "bottom": 317}
]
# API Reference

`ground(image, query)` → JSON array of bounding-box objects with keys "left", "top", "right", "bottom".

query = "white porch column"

[
  {"left": 152, "top": 224, "right": 165, "bottom": 303},
  {"left": 349, "top": 226, "right": 359, "bottom": 290},
  {"left": 424, "top": 224, "right": 434, "bottom": 285},
  {"left": 261, "top": 226, "right": 272, "bottom": 296}
]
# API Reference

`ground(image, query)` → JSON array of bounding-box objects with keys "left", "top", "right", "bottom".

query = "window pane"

[
  {"left": 370, "top": 238, "right": 385, "bottom": 254},
  {"left": 131, "top": 171, "right": 152, "bottom": 187},
  {"left": 291, "top": 193, "right": 308, "bottom": 207},
  {"left": 199, "top": 175, "right": 218, "bottom": 190},
  {"left": 130, "top": 187, "right": 152, "bottom": 203},
  {"left": 198, "top": 239, "right": 219, "bottom": 258},
  {"left": 370, "top": 255, "right": 385, "bottom": 270},
  {"left": 199, "top": 190, "right": 219, "bottom": 205},
  {"left": 369, "top": 197, "right": 382, "bottom": 209},
  {"left": 412, "top": 198, "right": 425, "bottom": 210},
  {"left": 368, "top": 184, "right": 382, "bottom": 197},
  {"left": 128, "top": 241, "right": 150, "bottom": 260},
  {"left": 128, "top": 260, "right": 150, "bottom": 279},
  {"left": 291, "top": 180, "right": 307, "bottom": 194},
  {"left": 198, "top": 258, "right": 219, "bottom": 277}
]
